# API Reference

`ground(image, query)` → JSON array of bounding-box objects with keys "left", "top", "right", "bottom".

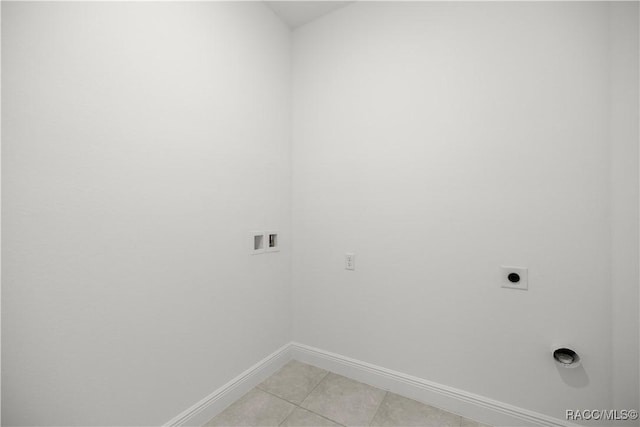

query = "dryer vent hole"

[{"left": 508, "top": 273, "right": 520, "bottom": 283}]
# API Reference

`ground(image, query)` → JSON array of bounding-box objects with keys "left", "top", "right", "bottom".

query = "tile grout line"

[
  {"left": 258, "top": 387, "right": 300, "bottom": 407},
  {"left": 263, "top": 386, "right": 346, "bottom": 427},
  {"left": 247, "top": 388, "right": 298, "bottom": 426},
  {"left": 304, "top": 407, "right": 347, "bottom": 427},
  {"left": 367, "top": 391, "right": 387, "bottom": 426},
  {"left": 277, "top": 402, "right": 295, "bottom": 427},
  {"left": 297, "top": 370, "right": 379, "bottom": 427},
  {"left": 297, "top": 362, "right": 486, "bottom": 427},
  {"left": 257, "top": 363, "right": 474, "bottom": 427},
  {"left": 294, "top": 370, "right": 348, "bottom": 426},
  {"left": 264, "top": 370, "right": 347, "bottom": 427},
  {"left": 299, "top": 369, "right": 331, "bottom": 407}
]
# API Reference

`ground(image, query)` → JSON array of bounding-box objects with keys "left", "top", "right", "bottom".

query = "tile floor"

[{"left": 204, "top": 360, "right": 492, "bottom": 427}]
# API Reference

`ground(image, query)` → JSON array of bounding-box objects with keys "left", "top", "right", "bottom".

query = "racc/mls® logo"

[{"left": 566, "top": 409, "right": 638, "bottom": 422}]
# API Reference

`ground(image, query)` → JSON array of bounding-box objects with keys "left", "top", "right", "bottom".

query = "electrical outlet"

[
  {"left": 345, "top": 253, "right": 355, "bottom": 271},
  {"left": 501, "top": 266, "right": 528, "bottom": 290}
]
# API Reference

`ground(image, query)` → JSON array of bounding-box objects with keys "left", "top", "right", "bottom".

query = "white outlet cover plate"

[
  {"left": 501, "top": 266, "right": 528, "bottom": 290},
  {"left": 249, "top": 231, "right": 265, "bottom": 255},
  {"left": 345, "top": 253, "right": 355, "bottom": 270}
]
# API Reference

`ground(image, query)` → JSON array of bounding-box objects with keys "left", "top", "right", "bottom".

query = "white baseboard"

[
  {"left": 164, "top": 343, "right": 292, "bottom": 427},
  {"left": 290, "top": 342, "right": 576, "bottom": 427},
  {"left": 165, "top": 342, "right": 575, "bottom": 427}
]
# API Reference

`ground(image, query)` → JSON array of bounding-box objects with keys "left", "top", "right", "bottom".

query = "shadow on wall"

[{"left": 556, "top": 365, "right": 590, "bottom": 389}]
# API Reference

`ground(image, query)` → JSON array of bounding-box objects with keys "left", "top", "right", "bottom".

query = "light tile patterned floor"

[{"left": 204, "top": 360, "right": 492, "bottom": 427}]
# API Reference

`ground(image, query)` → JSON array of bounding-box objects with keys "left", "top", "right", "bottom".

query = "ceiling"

[{"left": 265, "top": 1, "right": 354, "bottom": 29}]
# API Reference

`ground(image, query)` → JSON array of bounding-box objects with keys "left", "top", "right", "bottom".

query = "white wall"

[
  {"left": 2, "top": 2, "right": 291, "bottom": 425},
  {"left": 609, "top": 1, "right": 640, "bottom": 413},
  {"left": 3, "top": 1, "right": 638, "bottom": 425},
  {"left": 292, "top": 1, "right": 637, "bottom": 422}
]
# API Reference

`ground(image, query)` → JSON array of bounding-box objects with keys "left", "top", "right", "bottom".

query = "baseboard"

[
  {"left": 290, "top": 342, "right": 576, "bottom": 427},
  {"left": 164, "top": 343, "right": 292, "bottom": 427},
  {"left": 165, "top": 342, "right": 575, "bottom": 427}
]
